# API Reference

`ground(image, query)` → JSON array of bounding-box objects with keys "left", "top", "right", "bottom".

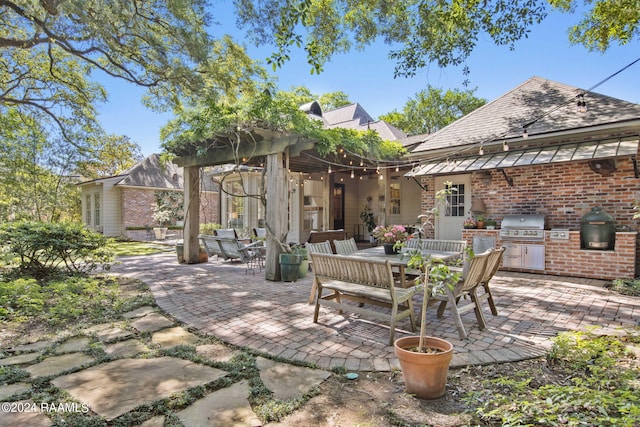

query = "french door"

[{"left": 434, "top": 175, "right": 471, "bottom": 240}]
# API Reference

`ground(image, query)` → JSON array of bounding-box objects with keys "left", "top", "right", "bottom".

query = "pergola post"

[
  {"left": 183, "top": 166, "right": 200, "bottom": 264},
  {"left": 265, "top": 151, "right": 289, "bottom": 280}
]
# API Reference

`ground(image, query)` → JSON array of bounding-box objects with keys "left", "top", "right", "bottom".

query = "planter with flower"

[
  {"left": 372, "top": 224, "right": 409, "bottom": 254},
  {"left": 463, "top": 218, "right": 477, "bottom": 229}
]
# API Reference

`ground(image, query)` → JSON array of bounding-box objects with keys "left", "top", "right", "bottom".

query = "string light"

[
  {"left": 350, "top": 170, "right": 354, "bottom": 178},
  {"left": 503, "top": 140, "right": 510, "bottom": 151},
  {"left": 327, "top": 165, "right": 332, "bottom": 174},
  {"left": 479, "top": 144, "right": 484, "bottom": 156}
]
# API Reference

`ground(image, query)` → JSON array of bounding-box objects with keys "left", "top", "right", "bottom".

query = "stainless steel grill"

[{"left": 500, "top": 214, "right": 546, "bottom": 241}]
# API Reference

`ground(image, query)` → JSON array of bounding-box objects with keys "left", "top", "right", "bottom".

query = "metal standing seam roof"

[{"left": 406, "top": 138, "right": 639, "bottom": 176}]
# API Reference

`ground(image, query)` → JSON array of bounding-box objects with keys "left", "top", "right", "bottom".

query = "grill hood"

[{"left": 501, "top": 214, "right": 546, "bottom": 229}]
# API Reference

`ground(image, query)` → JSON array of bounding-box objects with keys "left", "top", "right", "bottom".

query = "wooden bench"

[
  {"left": 405, "top": 238, "right": 467, "bottom": 255},
  {"left": 310, "top": 253, "right": 420, "bottom": 345},
  {"left": 307, "top": 229, "right": 346, "bottom": 253}
]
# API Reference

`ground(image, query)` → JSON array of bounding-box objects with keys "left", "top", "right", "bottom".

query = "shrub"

[
  {"left": 0, "top": 221, "right": 114, "bottom": 279},
  {"left": 199, "top": 223, "right": 221, "bottom": 236},
  {"left": 0, "top": 275, "right": 123, "bottom": 325},
  {"left": 0, "top": 277, "right": 45, "bottom": 321}
]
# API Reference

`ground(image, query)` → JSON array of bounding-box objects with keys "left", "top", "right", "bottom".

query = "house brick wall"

[
  {"left": 121, "top": 188, "right": 156, "bottom": 228},
  {"left": 419, "top": 157, "right": 640, "bottom": 280},
  {"left": 121, "top": 188, "right": 220, "bottom": 229},
  {"left": 462, "top": 229, "right": 637, "bottom": 280}
]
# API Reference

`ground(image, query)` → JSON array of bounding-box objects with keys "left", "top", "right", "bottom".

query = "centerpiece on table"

[{"left": 372, "top": 224, "right": 409, "bottom": 254}]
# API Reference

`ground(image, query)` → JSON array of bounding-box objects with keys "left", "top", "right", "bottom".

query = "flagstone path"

[{"left": 0, "top": 306, "right": 332, "bottom": 426}]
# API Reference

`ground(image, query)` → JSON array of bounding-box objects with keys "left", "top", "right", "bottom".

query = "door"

[
  {"left": 434, "top": 175, "right": 471, "bottom": 240},
  {"left": 333, "top": 183, "right": 345, "bottom": 230}
]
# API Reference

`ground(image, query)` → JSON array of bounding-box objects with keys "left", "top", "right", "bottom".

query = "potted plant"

[
  {"left": 475, "top": 214, "right": 486, "bottom": 229},
  {"left": 394, "top": 182, "right": 459, "bottom": 399},
  {"left": 279, "top": 244, "right": 302, "bottom": 282},
  {"left": 359, "top": 203, "right": 376, "bottom": 243},
  {"left": 394, "top": 255, "right": 461, "bottom": 398},
  {"left": 292, "top": 245, "right": 309, "bottom": 278},
  {"left": 152, "top": 208, "right": 173, "bottom": 239},
  {"left": 485, "top": 219, "right": 497, "bottom": 230},
  {"left": 372, "top": 224, "right": 408, "bottom": 254},
  {"left": 463, "top": 218, "right": 477, "bottom": 229}
]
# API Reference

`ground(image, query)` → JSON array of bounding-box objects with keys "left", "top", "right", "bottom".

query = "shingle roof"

[
  {"left": 322, "top": 103, "right": 373, "bottom": 127},
  {"left": 313, "top": 103, "right": 406, "bottom": 141},
  {"left": 408, "top": 76, "right": 640, "bottom": 153},
  {"left": 116, "top": 154, "right": 183, "bottom": 189}
]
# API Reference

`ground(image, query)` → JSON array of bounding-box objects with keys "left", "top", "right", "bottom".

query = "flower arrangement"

[
  {"left": 372, "top": 224, "right": 408, "bottom": 243},
  {"left": 463, "top": 218, "right": 477, "bottom": 229}
]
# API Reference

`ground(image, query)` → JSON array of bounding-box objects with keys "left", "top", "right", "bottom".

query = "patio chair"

[
  {"left": 333, "top": 238, "right": 358, "bottom": 255},
  {"left": 216, "top": 237, "right": 263, "bottom": 275},
  {"left": 199, "top": 235, "right": 227, "bottom": 260},
  {"left": 253, "top": 227, "right": 267, "bottom": 241},
  {"left": 478, "top": 246, "right": 505, "bottom": 316},
  {"left": 430, "top": 249, "right": 492, "bottom": 339},
  {"left": 215, "top": 228, "right": 239, "bottom": 239}
]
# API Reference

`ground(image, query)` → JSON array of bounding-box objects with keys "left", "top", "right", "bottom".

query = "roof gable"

[
  {"left": 322, "top": 103, "right": 374, "bottom": 127},
  {"left": 116, "top": 154, "right": 183, "bottom": 189},
  {"left": 410, "top": 76, "right": 640, "bottom": 153}
]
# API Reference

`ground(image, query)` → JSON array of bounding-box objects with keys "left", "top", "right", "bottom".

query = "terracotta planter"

[{"left": 394, "top": 336, "right": 454, "bottom": 399}]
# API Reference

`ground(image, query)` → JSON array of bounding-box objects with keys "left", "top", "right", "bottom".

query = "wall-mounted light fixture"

[{"left": 470, "top": 198, "right": 486, "bottom": 213}]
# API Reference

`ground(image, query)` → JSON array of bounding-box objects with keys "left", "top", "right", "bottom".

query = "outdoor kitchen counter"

[{"left": 462, "top": 229, "right": 638, "bottom": 280}]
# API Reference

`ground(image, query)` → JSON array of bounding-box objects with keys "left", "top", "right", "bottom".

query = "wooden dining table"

[{"left": 342, "top": 246, "right": 462, "bottom": 288}]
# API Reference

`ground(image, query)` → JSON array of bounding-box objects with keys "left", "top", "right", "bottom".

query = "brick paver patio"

[{"left": 111, "top": 252, "right": 639, "bottom": 371}]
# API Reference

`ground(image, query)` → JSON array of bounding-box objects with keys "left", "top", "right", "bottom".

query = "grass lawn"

[{"left": 108, "top": 241, "right": 175, "bottom": 257}]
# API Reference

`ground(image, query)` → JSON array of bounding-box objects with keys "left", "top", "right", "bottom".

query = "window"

[
  {"left": 94, "top": 193, "right": 101, "bottom": 226},
  {"left": 85, "top": 195, "right": 91, "bottom": 225},
  {"left": 446, "top": 184, "right": 466, "bottom": 217},
  {"left": 226, "top": 181, "right": 245, "bottom": 229},
  {"left": 390, "top": 183, "right": 401, "bottom": 215}
]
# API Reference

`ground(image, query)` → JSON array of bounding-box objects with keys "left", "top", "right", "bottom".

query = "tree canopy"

[
  {"left": 235, "top": 0, "right": 639, "bottom": 77},
  {"left": 380, "top": 86, "right": 487, "bottom": 135},
  {"left": 1, "top": 0, "right": 211, "bottom": 134}
]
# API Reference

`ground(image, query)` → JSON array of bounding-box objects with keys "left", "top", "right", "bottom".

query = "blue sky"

[{"left": 96, "top": 6, "right": 640, "bottom": 157}]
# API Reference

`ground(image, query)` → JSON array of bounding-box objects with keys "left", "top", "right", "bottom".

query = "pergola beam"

[{"left": 174, "top": 129, "right": 315, "bottom": 168}]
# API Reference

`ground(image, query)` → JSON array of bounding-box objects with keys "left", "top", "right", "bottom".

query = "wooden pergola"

[{"left": 174, "top": 128, "right": 325, "bottom": 280}]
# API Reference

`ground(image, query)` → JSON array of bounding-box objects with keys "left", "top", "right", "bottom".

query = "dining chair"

[
  {"left": 430, "top": 249, "right": 492, "bottom": 339},
  {"left": 333, "top": 238, "right": 358, "bottom": 255},
  {"left": 478, "top": 246, "right": 505, "bottom": 316}
]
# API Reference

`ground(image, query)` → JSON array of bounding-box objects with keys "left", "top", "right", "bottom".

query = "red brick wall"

[
  {"left": 420, "top": 157, "right": 640, "bottom": 279},
  {"left": 462, "top": 229, "right": 637, "bottom": 280},
  {"left": 469, "top": 158, "right": 639, "bottom": 230},
  {"left": 121, "top": 188, "right": 219, "bottom": 228},
  {"left": 121, "top": 188, "right": 156, "bottom": 228}
]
